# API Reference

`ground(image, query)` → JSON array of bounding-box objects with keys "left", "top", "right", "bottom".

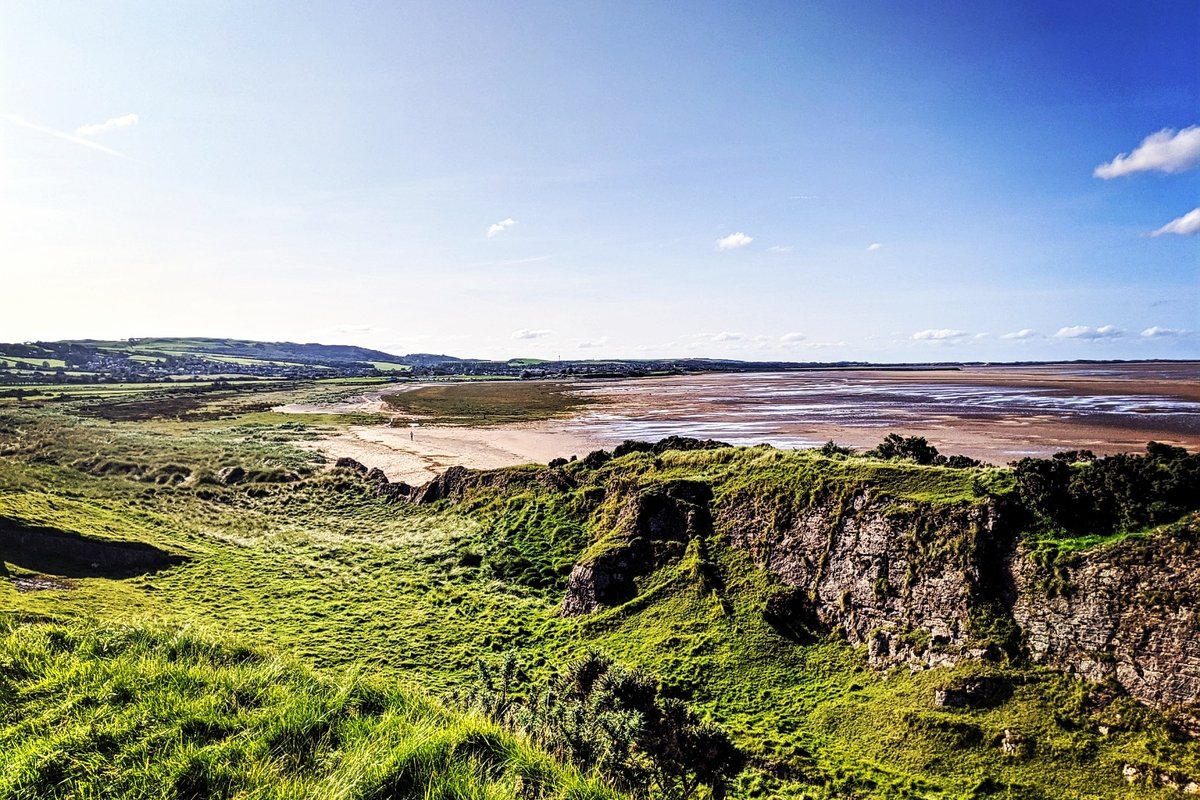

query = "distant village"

[{"left": 0, "top": 338, "right": 872, "bottom": 389}]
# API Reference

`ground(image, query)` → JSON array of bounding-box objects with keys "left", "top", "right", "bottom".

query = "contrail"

[{"left": 4, "top": 114, "right": 138, "bottom": 161}]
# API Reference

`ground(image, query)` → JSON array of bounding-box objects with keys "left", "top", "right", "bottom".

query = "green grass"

[
  {"left": 0, "top": 354, "right": 66, "bottom": 368},
  {"left": 0, "top": 617, "right": 620, "bottom": 800},
  {"left": 383, "top": 381, "right": 600, "bottom": 425}
]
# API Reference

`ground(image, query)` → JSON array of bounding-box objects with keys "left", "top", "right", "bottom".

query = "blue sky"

[{"left": 2, "top": 1, "right": 1197, "bottom": 361}]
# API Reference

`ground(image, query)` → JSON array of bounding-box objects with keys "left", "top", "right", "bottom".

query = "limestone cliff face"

[
  {"left": 414, "top": 460, "right": 1200, "bottom": 720},
  {"left": 560, "top": 480, "right": 712, "bottom": 616},
  {"left": 1011, "top": 524, "right": 1200, "bottom": 717},
  {"left": 720, "top": 492, "right": 1014, "bottom": 667}
]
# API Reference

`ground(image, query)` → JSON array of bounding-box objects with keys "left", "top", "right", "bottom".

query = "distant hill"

[{"left": 62, "top": 337, "right": 454, "bottom": 366}]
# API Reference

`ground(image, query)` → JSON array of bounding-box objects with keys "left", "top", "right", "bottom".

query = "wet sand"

[{"left": 288, "top": 363, "right": 1200, "bottom": 482}]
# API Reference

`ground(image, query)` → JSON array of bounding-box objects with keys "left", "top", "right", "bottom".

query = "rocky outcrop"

[
  {"left": 216, "top": 466, "right": 246, "bottom": 485},
  {"left": 412, "top": 456, "right": 1200, "bottom": 721},
  {"left": 1011, "top": 521, "right": 1200, "bottom": 714},
  {"left": 334, "top": 457, "right": 369, "bottom": 474},
  {"left": 395, "top": 465, "right": 576, "bottom": 505},
  {"left": 561, "top": 481, "right": 711, "bottom": 616},
  {"left": 722, "top": 491, "right": 1015, "bottom": 667}
]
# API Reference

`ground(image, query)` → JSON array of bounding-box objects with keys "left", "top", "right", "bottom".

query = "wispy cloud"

[
  {"left": 1055, "top": 324, "right": 1123, "bottom": 340},
  {"left": 1150, "top": 207, "right": 1200, "bottom": 237},
  {"left": 716, "top": 232, "right": 753, "bottom": 250},
  {"left": 766, "top": 245, "right": 793, "bottom": 253},
  {"left": 4, "top": 114, "right": 136, "bottom": 160},
  {"left": 1094, "top": 126, "right": 1200, "bottom": 178},
  {"left": 1142, "top": 326, "right": 1188, "bottom": 338},
  {"left": 710, "top": 331, "right": 744, "bottom": 342},
  {"left": 469, "top": 254, "right": 552, "bottom": 268},
  {"left": 577, "top": 337, "right": 609, "bottom": 349},
  {"left": 780, "top": 332, "right": 806, "bottom": 343},
  {"left": 487, "top": 218, "right": 517, "bottom": 238},
  {"left": 866, "top": 242, "right": 882, "bottom": 252},
  {"left": 912, "top": 328, "right": 968, "bottom": 341},
  {"left": 1001, "top": 328, "right": 1040, "bottom": 340},
  {"left": 75, "top": 113, "right": 139, "bottom": 137},
  {"left": 511, "top": 328, "right": 550, "bottom": 340}
]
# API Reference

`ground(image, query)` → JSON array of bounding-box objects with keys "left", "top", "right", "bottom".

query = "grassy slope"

[
  {"left": 0, "top": 389, "right": 1197, "bottom": 798},
  {"left": 0, "top": 617, "right": 617, "bottom": 800}
]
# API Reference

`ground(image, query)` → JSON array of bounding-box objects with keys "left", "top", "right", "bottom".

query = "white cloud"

[
  {"left": 766, "top": 245, "right": 792, "bottom": 253},
  {"left": 1142, "top": 326, "right": 1187, "bottom": 338},
  {"left": 4, "top": 114, "right": 135, "bottom": 160},
  {"left": 487, "top": 218, "right": 517, "bottom": 238},
  {"left": 75, "top": 113, "right": 139, "bottom": 137},
  {"left": 577, "top": 337, "right": 609, "bottom": 349},
  {"left": 866, "top": 243, "right": 882, "bottom": 252},
  {"left": 1001, "top": 328, "right": 1040, "bottom": 340},
  {"left": 1094, "top": 126, "right": 1200, "bottom": 178},
  {"left": 1055, "top": 324, "right": 1123, "bottom": 340},
  {"left": 716, "top": 232, "right": 752, "bottom": 250},
  {"left": 511, "top": 328, "right": 550, "bottom": 340},
  {"left": 780, "top": 332, "right": 806, "bottom": 343},
  {"left": 1150, "top": 207, "right": 1200, "bottom": 237},
  {"left": 912, "top": 328, "right": 968, "bottom": 341},
  {"left": 711, "top": 331, "right": 743, "bottom": 342}
]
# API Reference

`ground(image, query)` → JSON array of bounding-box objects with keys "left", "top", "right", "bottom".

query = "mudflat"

[{"left": 289, "top": 362, "right": 1200, "bottom": 481}]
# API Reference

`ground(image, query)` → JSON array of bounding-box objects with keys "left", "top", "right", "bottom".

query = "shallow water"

[{"left": 565, "top": 366, "right": 1200, "bottom": 456}]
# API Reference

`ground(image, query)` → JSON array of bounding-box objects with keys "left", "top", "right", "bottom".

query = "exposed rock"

[
  {"left": 721, "top": 490, "right": 1016, "bottom": 668},
  {"left": 561, "top": 480, "right": 712, "bottom": 616},
  {"left": 334, "top": 457, "right": 369, "bottom": 474},
  {"left": 377, "top": 480, "right": 413, "bottom": 501},
  {"left": 404, "top": 464, "right": 569, "bottom": 505},
  {"left": 410, "top": 465, "right": 477, "bottom": 504},
  {"left": 216, "top": 466, "right": 246, "bottom": 485},
  {"left": 1000, "top": 729, "right": 1028, "bottom": 758},
  {"left": 1010, "top": 523, "right": 1200, "bottom": 713},
  {"left": 934, "top": 676, "right": 1008, "bottom": 708}
]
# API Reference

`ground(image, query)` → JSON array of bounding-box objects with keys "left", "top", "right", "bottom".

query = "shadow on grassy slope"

[{"left": 0, "top": 517, "right": 186, "bottom": 579}]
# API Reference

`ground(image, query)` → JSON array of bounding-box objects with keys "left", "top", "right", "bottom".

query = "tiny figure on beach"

[{"left": 410, "top": 430, "right": 414, "bottom": 441}]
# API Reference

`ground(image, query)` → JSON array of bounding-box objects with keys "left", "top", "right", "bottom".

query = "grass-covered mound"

[{"left": 0, "top": 617, "right": 620, "bottom": 800}]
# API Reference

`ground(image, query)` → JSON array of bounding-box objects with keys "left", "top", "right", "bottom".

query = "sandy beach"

[
  {"left": 286, "top": 364, "right": 1200, "bottom": 482},
  {"left": 293, "top": 421, "right": 606, "bottom": 485}
]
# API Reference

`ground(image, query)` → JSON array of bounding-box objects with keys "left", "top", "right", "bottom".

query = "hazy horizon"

[{"left": 3, "top": 2, "right": 1197, "bottom": 361}]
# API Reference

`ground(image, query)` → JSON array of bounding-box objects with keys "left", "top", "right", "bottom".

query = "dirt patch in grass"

[{"left": 10, "top": 575, "right": 75, "bottom": 593}]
